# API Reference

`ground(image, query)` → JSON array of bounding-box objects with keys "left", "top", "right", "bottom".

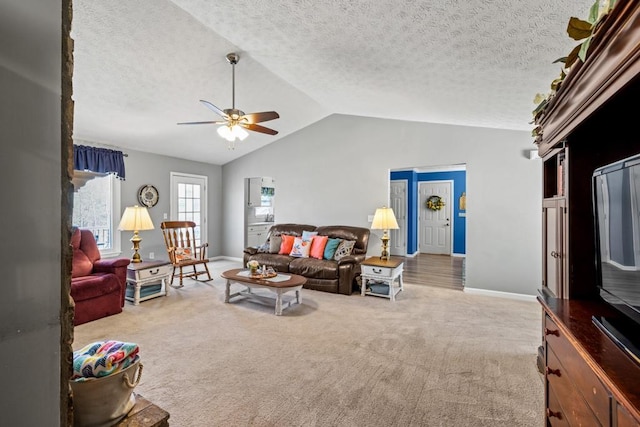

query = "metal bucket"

[{"left": 70, "top": 361, "right": 143, "bottom": 427}]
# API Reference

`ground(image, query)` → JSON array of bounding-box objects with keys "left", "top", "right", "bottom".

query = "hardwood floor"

[{"left": 401, "top": 253, "right": 464, "bottom": 291}]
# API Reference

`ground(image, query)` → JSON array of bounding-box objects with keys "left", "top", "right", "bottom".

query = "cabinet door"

[
  {"left": 247, "top": 231, "right": 266, "bottom": 248},
  {"left": 247, "top": 178, "right": 262, "bottom": 207},
  {"left": 543, "top": 198, "right": 566, "bottom": 298}
]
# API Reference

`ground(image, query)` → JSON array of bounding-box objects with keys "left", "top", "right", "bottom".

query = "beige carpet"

[{"left": 73, "top": 260, "right": 543, "bottom": 426}]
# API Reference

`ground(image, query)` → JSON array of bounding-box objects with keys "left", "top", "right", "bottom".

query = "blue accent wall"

[{"left": 390, "top": 169, "right": 466, "bottom": 255}]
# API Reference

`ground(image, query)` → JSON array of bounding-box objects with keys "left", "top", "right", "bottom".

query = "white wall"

[
  {"left": 222, "top": 114, "right": 542, "bottom": 295},
  {"left": 0, "top": 0, "right": 62, "bottom": 424}
]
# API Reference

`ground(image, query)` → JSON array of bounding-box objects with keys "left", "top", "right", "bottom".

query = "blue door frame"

[{"left": 390, "top": 169, "right": 466, "bottom": 255}]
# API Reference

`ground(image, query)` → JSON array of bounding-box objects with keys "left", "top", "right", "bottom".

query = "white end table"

[
  {"left": 126, "top": 260, "right": 172, "bottom": 305},
  {"left": 360, "top": 256, "right": 404, "bottom": 301}
]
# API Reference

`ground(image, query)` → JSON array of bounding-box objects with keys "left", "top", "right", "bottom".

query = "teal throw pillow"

[{"left": 323, "top": 238, "right": 342, "bottom": 260}]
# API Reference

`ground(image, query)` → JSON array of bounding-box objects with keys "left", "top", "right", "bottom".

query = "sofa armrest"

[
  {"left": 337, "top": 254, "right": 366, "bottom": 265},
  {"left": 94, "top": 258, "right": 130, "bottom": 272},
  {"left": 244, "top": 247, "right": 258, "bottom": 256}
]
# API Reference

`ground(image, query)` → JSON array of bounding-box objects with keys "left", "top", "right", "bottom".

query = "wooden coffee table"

[{"left": 221, "top": 268, "right": 306, "bottom": 315}]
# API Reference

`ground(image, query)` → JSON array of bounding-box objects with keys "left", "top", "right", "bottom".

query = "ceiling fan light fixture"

[
  {"left": 217, "top": 124, "right": 233, "bottom": 141},
  {"left": 179, "top": 52, "right": 279, "bottom": 143},
  {"left": 217, "top": 124, "right": 249, "bottom": 144},
  {"left": 233, "top": 125, "right": 249, "bottom": 141}
]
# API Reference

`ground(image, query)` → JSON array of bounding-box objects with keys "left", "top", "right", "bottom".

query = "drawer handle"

[
  {"left": 546, "top": 409, "right": 562, "bottom": 420},
  {"left": 544, "top": 327, "right": 559, "bottom": 337},
  {"left": 546, "top": 367, "right": 561, "bottom": 377},
  {"left": 372, "top": 268, "right": 383, "bottom": 274},
  {"left": 149, "top": 269, "right": 159, "bottom": 275}
]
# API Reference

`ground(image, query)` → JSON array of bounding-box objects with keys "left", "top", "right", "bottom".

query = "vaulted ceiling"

[{"left": 72, "top": 0, "right": 593, "bottom": 165}]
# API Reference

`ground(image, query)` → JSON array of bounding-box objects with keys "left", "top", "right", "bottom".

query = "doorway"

[
  {"left": 170, "top": 172, "right": 208, "bottom": 247},
  {"left": 419, "top": 180, "right": 452, "bottom": 255},
  {"left": 389, "top": 165, "right": 466, "bottom": 257},
  {"left": 390, "top": 180, "right": 407, "bottom": 256}
]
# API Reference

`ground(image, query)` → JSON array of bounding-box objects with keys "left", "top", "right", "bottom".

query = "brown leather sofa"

[{"left": 243, "top": 223, "right": 370, "bottom": 295}]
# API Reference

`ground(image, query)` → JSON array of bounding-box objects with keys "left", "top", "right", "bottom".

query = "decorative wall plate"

[{"left": 137, "top": 185, "right": 159, "bottom": 208}]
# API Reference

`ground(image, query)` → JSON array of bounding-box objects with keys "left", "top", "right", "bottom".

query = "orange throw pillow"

[
  {"left": 309, "top": 235, "right": 329, "bottom": 259},
  {"left": 279, "top": 234, "right": 296, "bottom": 255}
]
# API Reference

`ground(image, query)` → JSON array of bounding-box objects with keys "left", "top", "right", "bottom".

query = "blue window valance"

[{"left": 73, "top": 145, "right": 125, "bottom": 180}]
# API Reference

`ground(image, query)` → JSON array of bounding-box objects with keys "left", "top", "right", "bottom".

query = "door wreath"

[{"left": 426, "top": 195, "right": 445, "bottom": 211}]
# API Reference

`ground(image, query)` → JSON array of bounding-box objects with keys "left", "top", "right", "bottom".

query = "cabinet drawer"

[
  {"left": 546, "top": 347, "right": 600, "bottom": 426},
  {"left": 545, "top": 315, "right": 611, "bottom": 426},
  {"left": 247, "top": 225, "right": 270, "bottom": 233},
  {"left": 362, "top": 264, "right": 401, "bottom": 278},
  {"left": 547, "top": 385, "right": 569, "bottom": 426},
  {"left": 617, "top": 402, "right": 640, "bottom": 427},
  {"left": 132, "top": 265, "right": 171, "bottom": 281}
]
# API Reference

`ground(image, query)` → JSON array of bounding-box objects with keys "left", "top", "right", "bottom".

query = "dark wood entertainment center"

[{"left": 536, "top": 1, "right": 640, "bottom": 425}]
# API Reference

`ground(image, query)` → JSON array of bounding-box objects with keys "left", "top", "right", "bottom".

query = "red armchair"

[{"left": 71, "top": 228, "right": 131, "bottom": 325}]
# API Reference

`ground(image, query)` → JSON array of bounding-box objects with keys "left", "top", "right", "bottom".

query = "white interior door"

[
  {"left": 390, "top": 180, "right": 407, "bottom": 256},
  {"left": 419, "top": 181, "right": 452, "bottom": 254},
  {"left": 170, "top": 172, "right": 207, "bottom": 247}
]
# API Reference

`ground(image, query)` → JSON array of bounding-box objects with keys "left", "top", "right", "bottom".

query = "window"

[{"left": 72, "top": 174, "right": 121, "bottom": 256}]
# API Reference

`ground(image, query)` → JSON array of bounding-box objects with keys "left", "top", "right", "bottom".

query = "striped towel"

[{"left": 72, "top": 341, "right": 140, "bottom": 381}]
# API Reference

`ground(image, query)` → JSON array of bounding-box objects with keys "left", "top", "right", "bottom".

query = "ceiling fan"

[{"left": 178, "top": 52, "right": 280, "bottom": 148}]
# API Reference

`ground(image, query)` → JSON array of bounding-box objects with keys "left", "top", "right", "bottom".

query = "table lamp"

[
  {"left": 371, "top": 206, "right": 399, "bottom": 261},
  {"left": 118, "top": 205, "right": 155, "bottom": 263}
]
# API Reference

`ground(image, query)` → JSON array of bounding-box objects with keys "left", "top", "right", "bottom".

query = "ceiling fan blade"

[
  {"left": 177, "top": 120, "right": 226, "bottom": 125},
  {"left": 199, "top": 99, "right": 228, "bottom": 119},
  {"left": 241, "top": 111, "right": 280, "bottom": 124},
  {"left": 241, "top": 122, "right": 279, "bottom": 135}
]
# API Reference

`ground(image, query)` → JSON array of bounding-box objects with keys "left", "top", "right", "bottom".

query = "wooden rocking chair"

[{"left": 160, "top": 221, "right": 213, "bottom": 287}]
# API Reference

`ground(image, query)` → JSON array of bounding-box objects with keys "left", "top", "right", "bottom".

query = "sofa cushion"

[
  {"left": 72, "top": 249, "right": 94, "bottom": 278},
  {"left": 309, "top": 235, "right": 328, "bottom": 259},
  {"left": 79, "top": 229, "right": 102, "bottom": 264},
  {"left": 268, "top": 224, "right": 317, "bottom": 238},
  {"left": 316, "top": 225, "right": 370, "bottom": 256},
  {"left": 269, "top": 235, "right": 282, "bottom": 253},
  {"left": 71, "top": 273, "right": 121, "bottom": 302},
  {"left": 290, "top": 237, "right": 311, "bottom": 258},
  {"left": 334, "top": 240, "right": 356, "bottom": 261},
  {"left": 323, "top": 238, "right": 342, "bottom": 260},
  {"left": 289, "top": 258, "right": 339, "bottom": 280},
  {"left": 302, "top": 230, "right": 318, "bottom": 241},
  {"left": 279, "top": 234, "right": 296, "bottom": 255},
  {"left": 71, "top": 227, "right": 82, "bottom": 249},
  {"left": 246, "top": 253, "right": 293, "bottom": 273},
  {"left": 174, "top": 247, "right": 193, "bottom": 261}
]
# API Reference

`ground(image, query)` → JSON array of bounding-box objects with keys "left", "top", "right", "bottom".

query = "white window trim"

[{"left": 99, "top": 176, "right": 122, "bottom": 258}]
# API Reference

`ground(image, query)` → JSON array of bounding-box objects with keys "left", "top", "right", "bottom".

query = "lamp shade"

[
  {"left": 118, "top": 205, "right": 155, "bottom": 231},
  {"left": 371, "top": 207, "right": 399, "bottom": 230}
]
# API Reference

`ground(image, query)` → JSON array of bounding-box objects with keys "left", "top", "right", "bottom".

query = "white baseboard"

[
  {"left": 210, "top": 255, "right": 243, "bottom": 263},
  {"left": 463, "top": 287, "right": 537, "bottom": 302}
]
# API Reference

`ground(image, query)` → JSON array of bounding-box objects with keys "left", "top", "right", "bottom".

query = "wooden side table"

[
  {"left": 360, "top": 256, "right": 404, "bottom": 301},
  {"left": 126, "top": 260, "right": 172, "bottom": 305}
]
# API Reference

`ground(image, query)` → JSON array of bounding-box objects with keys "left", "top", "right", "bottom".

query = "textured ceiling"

[{"left": 72, "top": 0, "right": 594, "bottom": 165}]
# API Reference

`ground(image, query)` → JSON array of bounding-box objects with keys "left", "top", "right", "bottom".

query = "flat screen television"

[{"left": 592, "top": 153, "right": 640, "bottom": 365}]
